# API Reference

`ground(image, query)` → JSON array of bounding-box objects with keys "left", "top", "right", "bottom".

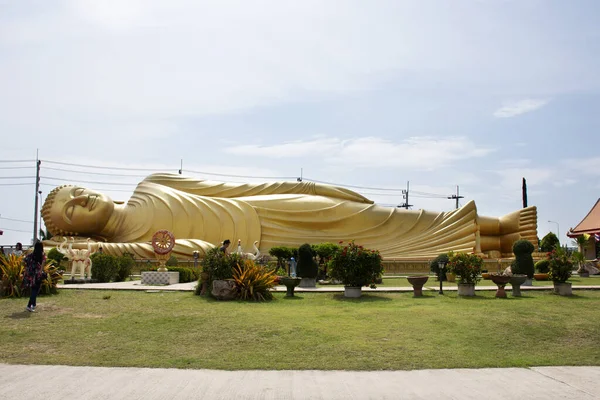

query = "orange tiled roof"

[{"left": 567, "top": 198, "right": 600, "bottom": 237}]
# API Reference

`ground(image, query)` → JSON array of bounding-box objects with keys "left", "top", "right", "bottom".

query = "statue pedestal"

[{"left": 141, "top": 271, "right": 179, "bottom": 285}]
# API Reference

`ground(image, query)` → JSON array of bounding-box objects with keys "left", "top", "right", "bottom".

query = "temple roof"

[{"left": 567, "top": 198, "right": 600, "bottom": 237}]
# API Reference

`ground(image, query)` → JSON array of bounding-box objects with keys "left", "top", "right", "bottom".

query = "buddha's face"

[{"left": 50, "top": 186, "right": 114, "bottom": 234}]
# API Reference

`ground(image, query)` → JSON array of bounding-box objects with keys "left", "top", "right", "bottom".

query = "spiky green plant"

[
  {"left": 0, "top": 254, "right": 24, "bottom": 298},
  {"left": 232, "top": 259, "right": 277, "bottom": 301},
  {"left": 41, "top": 260, "right": 63, "bottom": 295}
]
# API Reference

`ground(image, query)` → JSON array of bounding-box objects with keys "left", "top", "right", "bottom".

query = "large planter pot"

[
  {"left": 490, "top": 274, "right": 511, "bottom": 298},
  {"left": 457, "top": 283, "right": 475, "bottom": 297},
  {"left": 534, "top": 273, "right": 549, "bottom": 281},
  {"left": 509, "top": 274, "right": 527, "bottom": 297},
  {"left": 553, "top": 282, "right": 572, "bottom": 296},
  {"left": 280, "top": 277, "right": 302, "bottom": 297},
  {"left": 407, "top": 276, "right": 429, "bottom": 297},
  {"left": 446, "top": 272, "right": 456, "bottom": 282},
  {"left": 298, "top": 277, "right": 316, "bottom": 288},
  {"left": 344, "top": 286, "right": 362, "bottom": 298}
]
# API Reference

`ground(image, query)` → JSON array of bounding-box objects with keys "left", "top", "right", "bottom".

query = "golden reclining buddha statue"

[{"left": 41, "top": 173, "right": 538, "bottom": 259}]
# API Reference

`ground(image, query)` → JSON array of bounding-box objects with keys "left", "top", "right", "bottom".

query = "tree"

[{"left": 540, "top": 232, "right": 560, "bottom": 252}]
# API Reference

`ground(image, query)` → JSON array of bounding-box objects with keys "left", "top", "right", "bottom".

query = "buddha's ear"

[{"left": 113, "top": 201, "right": 125, "bottom": 205}]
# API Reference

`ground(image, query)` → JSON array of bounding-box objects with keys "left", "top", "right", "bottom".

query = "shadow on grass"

[
  {"left": 6, "top": 311, "right": 32, "bottom": 319},
  {"left": 332, "top": 293, "right": 392, "bottom": 302},
  {"left": 281, "top": 296, "right": 304, "bottom": 301}
]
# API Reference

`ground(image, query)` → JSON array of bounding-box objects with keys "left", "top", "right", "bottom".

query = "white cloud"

[
  {"left": 226, "top": 136, "right": 494, "bottom": 170},
  {"left": 493, "top": 99, "right": 550, "bottom": 118}
]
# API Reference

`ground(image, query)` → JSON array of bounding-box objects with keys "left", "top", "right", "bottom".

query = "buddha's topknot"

[{"left": 41, "top": 185, "right": 79, "bottom": 237}]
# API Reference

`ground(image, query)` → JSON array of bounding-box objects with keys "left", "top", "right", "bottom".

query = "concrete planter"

[
  {"left": 509, "top": 274, "right": 527, "bottom": 297},
  {"left": 298, "top": 277, "right": 316, "bottom": 288},
  {"left": 280, "top": 277, "right": 302, "bottom": 297},
  {"left": 553, "top": 282, "right": 572, "bottom": 296},
  {"left": 407, "top": 276, "right": 429, "bottom": 297},
  {"left": 457, "top": 283, "right": 475, "bottom": 297},
  {"left": 344, "top": 286, "right": 362, "bottom": 298}
]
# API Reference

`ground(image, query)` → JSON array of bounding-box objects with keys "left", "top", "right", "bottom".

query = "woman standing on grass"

[{"left": 23, "top": 241, "right": 45, "bottom": 312}]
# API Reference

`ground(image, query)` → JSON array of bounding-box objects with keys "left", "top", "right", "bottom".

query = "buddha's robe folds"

[{"left": 45, "top": 174, "right": 538, "bottom": 259}]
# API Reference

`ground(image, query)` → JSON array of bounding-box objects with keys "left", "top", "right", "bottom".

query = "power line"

[
  {"left": 0, "top": 159, "right": 36, "bottom": 163},
  {"left": 41, "top": 176, "right": 138, "bottom": 186},
  {"left": 0, "top": 227, "right": 32, "bottom": 233},
  {"left": 39, "top": 182, "right": 133, "bottom": 193},
  {"left": 0, "top": 176, "right": 36, "bottom": 179},
  {"left": 186, "top": 168, "right": 296, "bottom": 180},
  {"left": 41, "top": 159, "right": 172, "bottom": 172},
  {"left": 43, "top": 166, "right": 149, "bottom": 178},
  {"left": 0, "top": 183, "right": 34, "bottom": 186},
  {"left": 0, "top": 166, "right": 34, "bottom": 170},
  {"left": 305, "top": 177, "right": 405, "bottom": 192},
  {"left": 0, "top": 217, "right": 33, "bottom": 224}
]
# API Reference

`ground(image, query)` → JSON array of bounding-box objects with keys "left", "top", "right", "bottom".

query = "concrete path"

[
  {"left": 1, "top": 364, "right": 599, "bottom": 399},
  {"left": 57, "top": 280, "right": 600, "bottom": 292}
]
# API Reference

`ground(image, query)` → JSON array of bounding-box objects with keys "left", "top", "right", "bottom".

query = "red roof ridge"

[{"left": 567, "top": 198, "right": 600, "bottom": 237}]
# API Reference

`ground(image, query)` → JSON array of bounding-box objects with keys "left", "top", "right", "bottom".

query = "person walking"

[{"left": 23, "top": 241, "right": 46, "bottom": 312}]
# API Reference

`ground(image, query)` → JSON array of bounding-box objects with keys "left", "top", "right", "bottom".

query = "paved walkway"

[
  {"left": 1, "top": 364, "right": 599, "bottom": 399},
  {"left": 57, "top": 280, "right": 600, "bottom": 292}
]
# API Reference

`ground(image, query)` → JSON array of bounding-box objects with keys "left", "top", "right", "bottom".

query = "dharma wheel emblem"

[{"left": 151, "top": 230, "right": 175, "bottom": 271}]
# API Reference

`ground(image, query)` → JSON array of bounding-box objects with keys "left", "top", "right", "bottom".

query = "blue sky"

[{"left": 1, "top": 0, "right": 599, "bottom": 248}]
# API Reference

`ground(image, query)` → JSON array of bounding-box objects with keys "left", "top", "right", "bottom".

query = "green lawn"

[
  {"left": 319, "top": 275, "right": 600, "bottom": 288},
  {"left": 1, "top": 289, "right": 599, "bottom": 371}
]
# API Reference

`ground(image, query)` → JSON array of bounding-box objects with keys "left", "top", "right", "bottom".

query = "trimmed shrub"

[
  {"left": 540, "top": 232, "right": 560, "bottom": 253},
  {"left": 512, "top": 240, "right": 535, "bottom": 279},
  {"left": 47, "top": 247, "right": 65, "bottom": 267},
  {"left": 199, "top": 247, "right": 243, "bottom": 296},
  {"left": 232, "top": 259, "right": 277, "bottom": 301},
  {"left": 115, "top": 253, "right": 135, "bottom": 282},
  {"left": 91, "top": 253, "right": 119, "bottom": 283},
  {"left": 268, "top": 246, "right": 294, "bottom": 269},
  {"left": 297, "top": 243, "right": 318, "bottom": 279},
  {"left": 429, "top": 253, "right": 450, "bottom": 281},
  {"left": 166, "top": 255, "right": 179, "bottom": 267},
  {"left": 328, "top": 241, "right": 384, "bottom": 288},
  {"left": 535, "top": 259, "right": 550, "bottom": 273},
  {"left": 165, "top": 266, "right": 199, "bottom": 282},
  {"left": 311, "top": 242, "right": 341, "bottom": 279}
]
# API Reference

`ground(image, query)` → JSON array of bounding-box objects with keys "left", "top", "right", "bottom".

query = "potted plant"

[
  {"left": 328, "top": 241, "right": 384, "bottom": 298},
  {"left": 446, "top": 252, "right": 483, "bottom": 296},
  {"left": 548, "top": 247, "right": 573, "bottom": 295},
  {"left": 534, "top": 259, "right": 550, "bottom": 281}
]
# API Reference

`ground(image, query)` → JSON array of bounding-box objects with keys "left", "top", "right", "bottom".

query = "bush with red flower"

[
  {"left": 328, "top": 241, "right": 384, "bottom": 288},
  {"left": 446, "top": 252, "right": 483, "bottom": 285},
  {"left": 547, "top": 246, "right": 573, "bottom": 283}
]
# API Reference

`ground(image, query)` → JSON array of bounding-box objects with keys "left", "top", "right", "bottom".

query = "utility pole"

[
  {"left": 399, "top": 181, "right": 412, "bottom": 209},
  {"left": 178, "top": 159, "right": 183, "bottom": 174},
  {"left": 32, "top": 151, "right": 41, "bottom": 244},
  {"left": 447, "top": 185, "right": 464, "bottom": 209},
  {"left": 297, "top": 168, "right": 303, "bottom": 182}
]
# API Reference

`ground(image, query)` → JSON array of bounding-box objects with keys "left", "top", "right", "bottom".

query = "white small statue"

[
  {"left": 234, "top": 239, "right": 260, "bottom": 260},
  {"left": 58, "top": 237, "right": 95, "bottom": 279}
]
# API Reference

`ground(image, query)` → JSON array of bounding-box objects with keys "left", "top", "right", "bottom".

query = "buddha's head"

[{"left": 41, "top": 185, "right": 115, "bottom": 236}]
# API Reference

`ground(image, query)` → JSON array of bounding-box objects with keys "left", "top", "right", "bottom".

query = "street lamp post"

[
  {"left": 548, "top": 220, "right": 560, "bottom": 241},
  {"left": 438, "top": 260, "right": 447, "bottom": 295}
]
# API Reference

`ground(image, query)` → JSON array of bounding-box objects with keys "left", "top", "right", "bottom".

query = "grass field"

[{"left": 1, "top": 289, "right": 599, "bottom": 371}]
